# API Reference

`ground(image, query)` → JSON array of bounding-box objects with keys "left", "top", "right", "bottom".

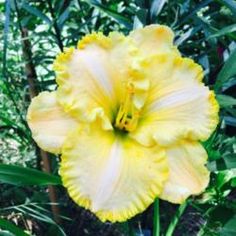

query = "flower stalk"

[
  {"left": 153, "top": 198, "right": 160, "bottom": 236},
  {"left": 165, "top": 201, "right": 188, "bottom": 236}
]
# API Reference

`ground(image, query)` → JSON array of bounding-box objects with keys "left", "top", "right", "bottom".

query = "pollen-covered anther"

[
  {"left": 115, "top": 107, "right": 139, "bottom": 132},
  {"left": 127, "top": 82, "right": 135, "bottom": 94},
  {"left": 115, "top": 83, "right": 140, "bottom": 132}
]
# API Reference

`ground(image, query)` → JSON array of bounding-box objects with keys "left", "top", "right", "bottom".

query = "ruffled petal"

[
  {"left": 27, "top": 91, "right": 78, "bottom": 154},
  {"left": 130, "top": 54, "right": 219, "bottom": 146},
  {"left": 60, "top": 125, "right": 168, "bottom": 222},
  {"left": 160, "top": 141, "right": 210, "bottom": 204},
  {"left": 53, "top": 32, "right": 147, "bottom": 127},
  {"left": 129, "top": 24, "right": 179, "bottom": 57}
]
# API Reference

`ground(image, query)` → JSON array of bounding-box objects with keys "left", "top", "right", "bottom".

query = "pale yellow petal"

[
  {"left": 129, "top": 24, "right": 179, "bottom": 57},
  {"left": 160, "top": 141, "right": 210, "bottom": 204},
  {"left": 53, "top": 32, "right": 147, "bottom": 127},
  {"left": 130, "top": 54, "right": 219, "bottom": 146},
  {"left": 60, "top": 125, "right": 168, "bottom": 222},
  {"left": 27, "top": 91, "right": 78, "bottom": 154}
]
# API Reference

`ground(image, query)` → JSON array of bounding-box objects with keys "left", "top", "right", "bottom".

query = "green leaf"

[
  {"left": 0, "top": 231, "right": 15, "bottom": 236},
  {"left": 207, "top": 154, "right": 236, "bottom": 171},
  {"left": 150, "top": 0, "right": 166, "bottom": 22},
  {"left": 215, "top": 49, "right": 236, "bottom": 92},
  {"left": 217, "top": 94, "right": 236, "bottom": 108},
  {"left": 216, "top": 171, "right": 236, "bottom": 189},
  {"left": 208, "top": 24, "right": 236, "bottom": 39},
  {"left": 224, "top": 116, "right": 236, "bottom": 127},
  {"left": 134, "top": 8, "right": 147, "bottom": 27},
  {"left": 135, "top": 0, "right": 145, "bottom": 8},
  {"left": 175, "top": 26, "right": 201, "bottom": 45},
  {"left": 220, "top": 215, "right": 236, "bottom": 236},
  {"left": 218, "top": 0, "right": 236, "bottom": 17},
  {"left": 21, "top": 3, "right": 51, "bottom": 25},
  {"left": 0, "top": 164, "right": 62, "bottom": 186},
  {"left": 0, "top": 219, "right": 29, "bottom": 236},
  {"left": 86, "top": 0, "right": 132, "bottom": 29},
  {"left": 133, "top": 15, "right": 144, "bottom": 29},
  {"left": 230, "top": 178, "right": 236, "bottom": 187},
  {"left": 3, "top": 203, "right": 67, "bottom": 236},
  {"left": 177, "top": 0, "right": 212, "bottom": 26},
  {"left": 57, "top": 1, "right": 73, "bottom": 29}
]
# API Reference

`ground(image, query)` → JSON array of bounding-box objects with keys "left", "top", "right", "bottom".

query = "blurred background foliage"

[{"left": 0, "top": 0, "right": 236, "bottom": 235}]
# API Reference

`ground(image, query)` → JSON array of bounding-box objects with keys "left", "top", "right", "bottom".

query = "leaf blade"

[
  {"left": 0, "top": 219, "right": 29, "bottom": 236},
  {"left": 208, "top": 24, "right": 236, "bottom": 39},
  {"left": 0, "top": 164, "right": 62, "bottom": 186},
  {"left": 21, "top": 3, "right": 51, "bottom": 25},
  {"left": 86, "top": 0, "right": 132, "bottom": 29},
  {"left": 215, "top": 49, "right": 236, "bottom": 92}
]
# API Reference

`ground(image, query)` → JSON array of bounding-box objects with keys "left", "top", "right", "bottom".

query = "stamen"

[{"left": 115, "top": 83, "right": 139, "bottom": 132}]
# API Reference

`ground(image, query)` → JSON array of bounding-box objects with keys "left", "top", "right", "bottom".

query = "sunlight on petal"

[
  {"left": 130, "top": 24, "right": 179, "bottom": 57},
  {"left": 160, "top": 141, "right": 210, "bottom": 203},
  {"left": 60, "top": 124, "right": 168, "bottom": 222},
  {"left": 27, "top": 91, "right": 78, "bottom": 154},
  {"left": 131, "top": 54, "right": 219, "bottom": 146},
  {"left": 53, "top": 32, "right": 146, "bottom": 125}
]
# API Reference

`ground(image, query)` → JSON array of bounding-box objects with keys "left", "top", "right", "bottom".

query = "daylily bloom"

[{"left": 27, "top": 25, "right": 219, "bottom": 222}]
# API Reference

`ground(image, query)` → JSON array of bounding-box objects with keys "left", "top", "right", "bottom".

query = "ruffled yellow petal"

[
  {"left": 60, "top": 125, "right": 168, "bottom": 222},
  {"left": 130, "top": 54, "right": 219, "bottom": 146},
  {"left": 160, "top": 141, "right": 210, "bottom": 204},
  {"left": 129, "top": 24, "right": 179, "bottom": 57},
  {"left": 53, "top": 32, "right": 148, "bottom": 128},
  {"left": 27, "top": 91, "right": 78, "bottom": 154}
]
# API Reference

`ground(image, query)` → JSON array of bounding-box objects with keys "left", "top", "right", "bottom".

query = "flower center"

[{"left": 115, "top": 83, "right": 139, "bottom": 132}]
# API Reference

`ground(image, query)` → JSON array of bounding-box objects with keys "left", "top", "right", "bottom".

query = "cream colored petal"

[
  {"left": 160, "top": 141, "right": 210, "bottom": 204},
  {"left": 60, "top": 125, "right": 168, "bottom": 222},
  {"left": 129, "top": 24, "right": 179, "bottom": 57},
  {"left": 27, "top": 91, "right": 78, "bottom": 154},
  {"left": 130, "top": 54, "right": 219, "bottom": 146},
  {"left": 53, "top": 33, "right": 147, "bottom": 127}
]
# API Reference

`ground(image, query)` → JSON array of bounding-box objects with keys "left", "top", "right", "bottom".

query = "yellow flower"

[{"left": 27, "top": 25, "right": 219, "bottom": 222}]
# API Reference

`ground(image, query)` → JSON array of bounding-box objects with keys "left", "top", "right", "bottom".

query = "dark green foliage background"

[{"left": 0, "top": 0, "right": 236, "bottom": 235}]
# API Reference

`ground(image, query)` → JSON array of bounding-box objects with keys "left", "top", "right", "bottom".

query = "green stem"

[
  {"left": 165, "top": 201, "right": 188, "bottom": 236},
  {"left": 153, "top": 198, "right": 160, "bottom": 236}
]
